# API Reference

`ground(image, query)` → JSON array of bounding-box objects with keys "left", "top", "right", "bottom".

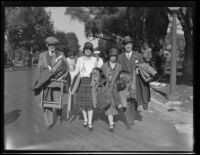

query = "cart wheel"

[{"left": 43, "top": 107, "right": 54, "bottom": 127}]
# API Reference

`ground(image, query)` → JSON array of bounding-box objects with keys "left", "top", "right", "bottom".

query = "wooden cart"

[{"left": 40, "top": 73, "right": 68, "bottom": 126}]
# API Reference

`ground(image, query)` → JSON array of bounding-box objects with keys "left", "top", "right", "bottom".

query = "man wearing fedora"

[{"left": 118, "top": 36, "right": 144, "bottom": 130}]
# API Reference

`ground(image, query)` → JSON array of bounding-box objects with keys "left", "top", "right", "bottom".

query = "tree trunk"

[{"left": 182, "top": 30, "right": 193, "bottom": 82}]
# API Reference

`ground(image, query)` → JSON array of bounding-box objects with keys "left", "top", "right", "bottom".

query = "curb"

[{"left": 149, "top": 97, "right": 193, "bottom": 125}]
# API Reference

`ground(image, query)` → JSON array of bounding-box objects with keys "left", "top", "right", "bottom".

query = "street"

[{"left": 4, "top": 69, "right": 193, "bottom": 151}]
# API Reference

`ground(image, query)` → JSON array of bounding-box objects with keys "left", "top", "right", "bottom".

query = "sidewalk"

[
  {"left": 150, "top": 81, "right": 193, "bottom": 113},
  {"left": 148, "top": 82, "right": 193, "bottom": 135},
  {"left": 149, "top": 96, "right": 193, "bottom": 124}
]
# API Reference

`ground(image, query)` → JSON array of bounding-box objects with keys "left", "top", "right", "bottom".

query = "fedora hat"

[{"left": 122, "top": 36, "right": 134, "bottom": 45}]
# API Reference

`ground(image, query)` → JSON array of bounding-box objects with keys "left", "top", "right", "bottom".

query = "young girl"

[
  {"left": 101, "top": 48, "right": 122, "bottom": 132},
  {"left": 73, "top": 42, "right": 97, "bottom": 131}
]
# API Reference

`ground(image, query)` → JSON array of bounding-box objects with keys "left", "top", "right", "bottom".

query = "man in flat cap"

[
  {"left": 117, "top": 36, "right": 144, "bottom": 130},
  {"left": 33, "top": 36, "right": 69, "bottom": 130}
]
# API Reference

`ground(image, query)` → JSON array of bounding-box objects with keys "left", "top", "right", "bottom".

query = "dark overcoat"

[
  {"left": 117, "top": 51, "right": 144, "bottom": 101},
  {"left": 33, "top": 51, "right": 69, "bottom": 101},
  {"left": 118, "top": 51, "right": 144, "bottom": 74}
]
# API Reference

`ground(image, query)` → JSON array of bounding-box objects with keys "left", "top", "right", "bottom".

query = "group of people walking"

[{"left": 33, "top": 35, "right": 158, "bottom": 132}]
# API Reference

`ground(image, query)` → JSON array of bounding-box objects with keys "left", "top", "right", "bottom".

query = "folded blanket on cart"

[{"left": 33, "top": 59, "right": 68, "bottom": 91}]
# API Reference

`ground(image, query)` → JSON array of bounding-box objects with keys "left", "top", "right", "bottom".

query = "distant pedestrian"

[
  {"left": 65, "top": 50, "right": 78, "bottom": 118},
  {"left": 66, "top": 50, "right": 77, "bottom": 82}
]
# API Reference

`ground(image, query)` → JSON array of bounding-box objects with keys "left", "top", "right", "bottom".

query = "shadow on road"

[
  {"left": 5, "top": 110, "right": 22, "bottom": 125},
  {"left": 93, "top": 108, "right": 109, "bottom": 125},
  {"left": 62, "top": 103, "right": 144, "bottom": 126}
]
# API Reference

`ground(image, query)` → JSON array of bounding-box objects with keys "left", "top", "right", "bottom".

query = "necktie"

[{"left": 127, "top": 53, "right": 130, "bottom": 60}]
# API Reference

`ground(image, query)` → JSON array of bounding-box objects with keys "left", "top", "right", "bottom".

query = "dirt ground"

[{"left": 150, "top": 79, "right": 193, "bottom": 113}]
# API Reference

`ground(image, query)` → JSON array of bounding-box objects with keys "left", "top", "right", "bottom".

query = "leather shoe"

[
  {"left": 126, "top": 124, "right": 132, "bottom": 130},
  {"left": 88, "top": 124, "right": 93, "bottom": 131},
  {"left": 83, "top": 121, "right": 88, "bottom": 128},
  {"left": 45, "top": 124, "right": 53, "bottom": 130},
  {"left": 109, "top": 124, "right": 114, "bottom": 132}
]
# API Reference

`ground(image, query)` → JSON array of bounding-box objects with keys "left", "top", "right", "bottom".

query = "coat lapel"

[
  {"left": 45, "top": 51, "right": 53, "bottom": 67},
  {"left": 123, "top": 52, "right": 132, "bottom": 72}
]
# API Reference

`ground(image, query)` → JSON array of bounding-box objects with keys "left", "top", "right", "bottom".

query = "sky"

[{"left": 45, "top": 7, "right": 99, "bottom": 50}]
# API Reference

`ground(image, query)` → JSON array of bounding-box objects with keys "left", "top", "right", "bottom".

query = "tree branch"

[{"left": 92, "top": 34, "right": 115, "bottom": 41}]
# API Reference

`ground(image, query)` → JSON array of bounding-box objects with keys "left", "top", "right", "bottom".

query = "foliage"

[
  {"left": 5, "top": 7, "right": 54, "bottom": 53},
  {"left": 66, "top": 7, "right": 169, "bottom": 44},
  {"left": 65, "top": 7, "right": 169, "bottom": 55},
  {"left": 165, "top": 33, "right": 185, "bottom": 57},
  {"left": 54, "top": 31, "right": 80, "bottom": 57},
  {"left": 167, "top": 7, "right": 193, "bottom": 81}
]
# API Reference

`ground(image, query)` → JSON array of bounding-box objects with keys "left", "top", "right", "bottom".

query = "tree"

[
  {"left": 176, "top": 7, "right": 193, "bottom": 82},
  {"left": 5, "top": 7, "right": 54, "bottom": 66},
  {"left": 5, "top": 7, "right": 21, "bottom": 62},
  {"left": 66, "top": 7, "right": 193, "bottom": 82},
  {"left": 54, "top": 31, "right": 80, "bottom": 57},
  {"left": 65, "top": 7, "right": 169, "bottom": 54}
]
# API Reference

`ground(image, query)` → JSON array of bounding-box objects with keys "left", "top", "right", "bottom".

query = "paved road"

[{"left": 4, "top": 70, "right": 193, "bottom": 151}]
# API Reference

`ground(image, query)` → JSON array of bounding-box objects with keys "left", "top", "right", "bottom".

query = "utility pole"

[{"left": 168, "top": 7, "right": 180, "bottom": 101}]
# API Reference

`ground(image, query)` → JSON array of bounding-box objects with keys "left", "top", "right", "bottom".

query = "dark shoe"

[
  {"left": 45, "top": 124, "right": 53, "bottom": 130},
  {"left": 130, "top": 121, "right": 135, "bottom": 126},
  {"left": 83, "top": 121, "right": 88, "bottom": 128},
  {"left": 109, "top": 124, "right": 114, "bottom": 132},
  {"left": 126, "top": 124, "right": 132, "bottom": 130},
  {"left": 88, "top": 124, "right": 93, "bottom": 131}
]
